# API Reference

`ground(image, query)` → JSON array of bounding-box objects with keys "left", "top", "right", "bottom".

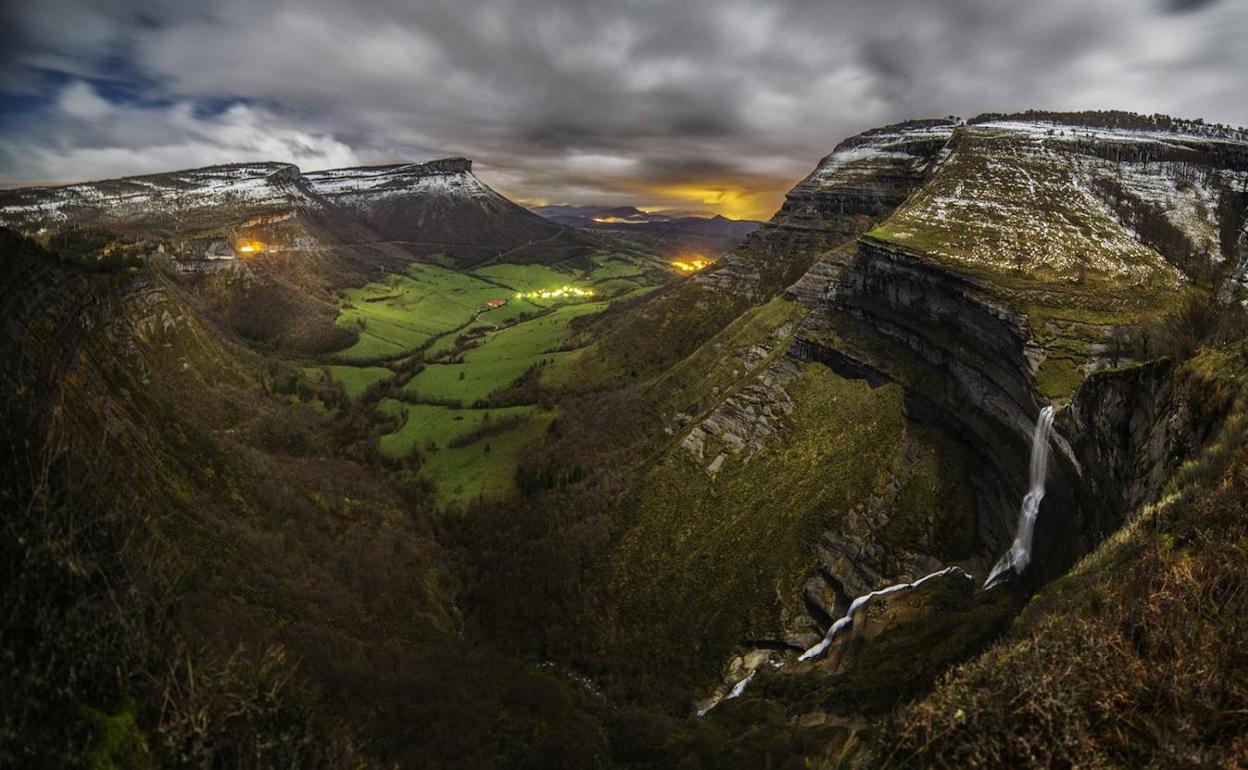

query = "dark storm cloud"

[
  {"left": 1163, "top": 0, "right": 1221, "bottom": 13},
  {"left": 1, "top": 0, "right": 1246, "bottom": 217}
]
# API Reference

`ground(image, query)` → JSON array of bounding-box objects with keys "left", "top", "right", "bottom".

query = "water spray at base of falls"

[{"left": 984, "top": 405, "right": 1057, "bottom": 590}]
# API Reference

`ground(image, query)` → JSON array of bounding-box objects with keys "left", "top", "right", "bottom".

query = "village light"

[
  {"left": 512, "top": 285, "right": 595, "bottom": 301},
  {"left": 672, "top": 258, "right": 713, "bottom": 273}
]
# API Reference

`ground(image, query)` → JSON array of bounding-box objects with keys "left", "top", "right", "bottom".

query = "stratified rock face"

[
  {"left": 305, "top": 158, "right": 486, "bottom": 203},
  {"left": 785, "top": 114, "right": 1248, "bottom": 587},
  {"left": 757, "top": 119, "right": 958, "bottom": 254},
  {"left": 698, "top": 119, "right": 956, "bottom": 298},
  {"left": 1224, "top": 218, "right": 1248, "bottom": 302},
  {"left": 305, "top": 159, "right": 574, "bottom": 264}
]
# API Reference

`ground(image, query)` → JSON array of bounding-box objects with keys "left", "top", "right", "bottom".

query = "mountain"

[
  {"left": 513, "top": 110, "right": 1248, "bottom": 762},
  {"left": 0, "top": 157, "right": 594, "bottom": 271},
  {"left": 305, "top": 158, "right": 592, "bottom": 264},
  {"left": 4, "top": 110, "right": 1248, "bottom": 768},
  {"left": 0, "top": 157, "right": 607, "bottom": 352},
  {"left": 532, "top": 204, "right": 654, "bottom": 226}
]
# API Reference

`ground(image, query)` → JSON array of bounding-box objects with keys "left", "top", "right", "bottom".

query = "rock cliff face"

[
  {"left": 792, "top": 235, "right": 1044, "bottom": 560},
  {"left": 750, "top": 120, "right": 957, "bottom": 256},
  {"left": 698, "top": 119, "right": 956, "bottom": 299},
  {"left": 691, "top": 114, "right": 1247, "bottom": 715},
  {"left": 1224, "top": 218, "right": 1248, "bottom": 302},
  {"left": 785, "top": 116, "right": 1248, "bottom": 581}
]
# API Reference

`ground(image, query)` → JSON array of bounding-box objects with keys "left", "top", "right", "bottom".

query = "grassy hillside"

[
  {"left": 610, "top": 363, "right": 978, "bottom": 701},
  {"left": 1, "top": 231, "right": 637, "bottom": 768}
]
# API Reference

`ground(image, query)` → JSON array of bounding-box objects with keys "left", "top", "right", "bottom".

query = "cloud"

[
  {"left": 2, "top": 0, "right": 1246, "bottom": 218},
  {"left": 1, "top": 81, "right": 363, "bottom": 183}
]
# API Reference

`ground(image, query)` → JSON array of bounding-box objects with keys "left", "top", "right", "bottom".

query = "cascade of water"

[
  {"left": 703, "top": 406, "right": 1058, "bottom": 709},
  {"left": 797, "top": 566, "right": 967, "bottom": 662},
  {"left": 984, "top": 405, "right": 1057, "bottom": 589},
  {"left": 696, "top": 671, "right": 756, "bottom": 716}
]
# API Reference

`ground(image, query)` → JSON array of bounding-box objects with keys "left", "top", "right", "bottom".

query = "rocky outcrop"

[
  {"left": 679, "top": 356, "right": 800, "bottom": 471},
  {"left": 1222, "top": 218, "right": 1248, "bottom": 303},
  {"left": 698, "top": 119, "right": 956, "bottom": 299},
  {"left": 747, "top": 120, "right": 957, "bottom": 257}
]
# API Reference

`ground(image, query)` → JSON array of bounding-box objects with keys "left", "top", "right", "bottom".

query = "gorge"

[{"left": 3, "top": 110, "right": 1248, "bottom": 768}]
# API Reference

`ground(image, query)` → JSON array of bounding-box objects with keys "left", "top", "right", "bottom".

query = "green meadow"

[
  {"left": 375, "top": 399, "right": 554, "bottom": 505},
  {"left": 312, "top": 253, "right": 667, "bottom": 506},
  {"left": 334, "top": 263, "right": 509, "bottom": 361},
  {"left": 333, "top": 255, "right": 662, "bottom": 362},
  {"left": 304, "top": 364, "right": 393, "bottom": 398},
  {"left": 404, "top": 300, "right": 608, "bottom": 403},
  {"left": 375, "top": 400, "right": 538, "bottom": 459}
]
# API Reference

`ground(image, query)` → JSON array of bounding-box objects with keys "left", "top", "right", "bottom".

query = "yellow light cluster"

[
  {"left": 672, "top": 258, "right": 713, "bottom": 273},
  {"left": 235, "top": 240, "right": 266, "bottom": 254},
  {"left": 513, "top": 285, "right": 596, "bottom": 301}
]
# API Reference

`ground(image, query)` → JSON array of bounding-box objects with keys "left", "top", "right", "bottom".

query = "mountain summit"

[
  {"left": 0, "top": 156, "right": 591, "bottom": 269},
  {"left": 305, "top": 158, "right": 581, "bottom": 264}
]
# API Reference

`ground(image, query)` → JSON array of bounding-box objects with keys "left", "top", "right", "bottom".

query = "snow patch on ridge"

[
  {"left": 0, "top": 163, "right": 311, "bottom": 225},
  {"left": 306, "top": 160, "right": 492, "bottom": 203}
]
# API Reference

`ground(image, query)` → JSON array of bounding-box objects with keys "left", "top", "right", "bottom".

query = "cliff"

[{"left": 699, "top": 119, "right": 956, "bottom": 299}]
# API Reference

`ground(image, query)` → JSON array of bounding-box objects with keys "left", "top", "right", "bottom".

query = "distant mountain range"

[
  {"left": 0, "top": 157, "right": 603, "bottom": 269},
  {"left": 532, "top": 203, "right": 761, "bottom": 257}
]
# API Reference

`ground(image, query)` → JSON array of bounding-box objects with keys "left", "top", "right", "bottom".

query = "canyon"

[{"left": 3, "top": 110, "right": 1248, "bottom": 767}]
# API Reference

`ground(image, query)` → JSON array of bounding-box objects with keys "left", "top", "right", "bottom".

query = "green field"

[
  {"left": 470, "top": 263, "right": 573, "bottom": 292},
  {"left": 376, "top": 400, "right": 538, "bottom": 458},
  {"left": 320, "top": 254, "right": 665, "bottom": 505},
  {"left": 376, "top": 399, "right": 551, "bottom": 505},
  {"left": 404, "top": 301, "right": 608, "bottom": 403},
  {"left": 333, "top": 256, "right": 662, "bottom": 362},
  {"left": 304, "top": 365, "right": 393, "bottom": 398},
  {"left": 420, "top": 410, "right": 556, "bottom": 505},
  {"left": 334, "top": 263, "right": 509, "bottom": 360}
]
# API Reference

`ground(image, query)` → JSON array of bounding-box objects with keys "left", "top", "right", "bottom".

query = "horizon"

[
  {"left": 4, "top": 0, "right": 1248, "bottom": 219},
  {"left": 3, "top": 105, "right": 1246, "bottom": 223}
]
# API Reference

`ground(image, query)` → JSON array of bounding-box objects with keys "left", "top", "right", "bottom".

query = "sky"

[{"left": 2, "top": 0, "right": 1247, "bottom": 220}]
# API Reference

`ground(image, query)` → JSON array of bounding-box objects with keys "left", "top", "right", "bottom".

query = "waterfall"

[
  {"left": 696, "top": 671, "right": 756, "bottom": 716},
  {"left": 797, "top": 566, "right": 967, "bottom": 662},
  {"left": 984, "top": 405, "right": 1057, "bottom": 589}
]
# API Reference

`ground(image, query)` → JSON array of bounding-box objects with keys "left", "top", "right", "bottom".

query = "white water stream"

[
  {"left": 797, "top": 566, "right": 967, "bottom": 662},
  {"left": 700, "top": 405, "right": 1059, "bottom": 711},
  {"left": 984, "top": 405, "right": 1057, "bottom": 589}
]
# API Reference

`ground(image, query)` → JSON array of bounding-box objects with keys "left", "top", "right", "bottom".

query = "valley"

[
  {"left": 3, "top": 109, "right": 1248, "bottom": 769},
  {"left": 311, "top": 252, "right": 667, "bottom": 505}
]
